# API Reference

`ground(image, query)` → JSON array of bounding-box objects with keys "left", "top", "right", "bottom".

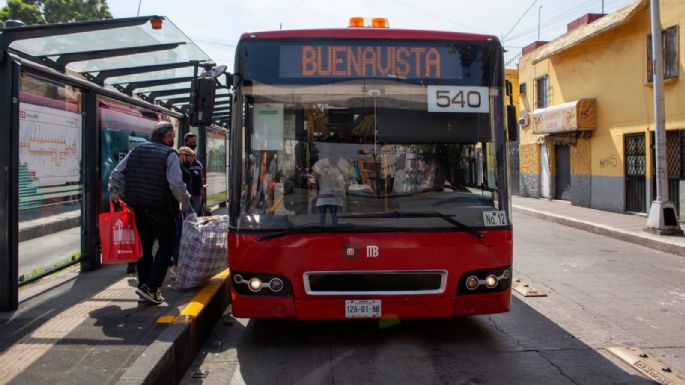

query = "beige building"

[{"left": 517, "top": 0, "right": 685, "bottom": 217}]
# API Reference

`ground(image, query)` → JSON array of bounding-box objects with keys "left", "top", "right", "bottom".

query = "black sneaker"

[
  {"left": 151, "top": 289, "right": 164, "bottom": 304},
  {"left": 135, "top": 284, "right": 162, "bottom": 305}
]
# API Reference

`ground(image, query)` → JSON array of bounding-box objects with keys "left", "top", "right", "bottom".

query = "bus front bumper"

[{"left": 230, "top": 290, "right": 511, "bottom": 320}]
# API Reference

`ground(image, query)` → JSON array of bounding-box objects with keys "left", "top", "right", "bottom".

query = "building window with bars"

[
  {"left": 647, "top": 25, "right": 679, "bottom": 82},
  {"left": 535, "top": 75, "right": 549, "bottom": 109}
]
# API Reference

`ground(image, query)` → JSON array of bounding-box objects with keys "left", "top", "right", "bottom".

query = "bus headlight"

[
  {"left": 457, "top": 266, "right": 512, "bottom": 295},
  {"left": 484, "top": 275, "right": 498, "bottom": 288},
  {"left": 231, "top": 271, "right": 293, "bottom": 297},
  {"left": 248, "top": 277, "right": 263, "bottom": 292},
  {"left": 269, "top": 278, "right": 284, "bottom": 292},
  {"left": 465, "top": 275, "right": 479, "bottom": 291}
]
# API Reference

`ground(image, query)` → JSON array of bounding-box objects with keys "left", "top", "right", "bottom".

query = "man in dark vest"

[{"left": 109, "top": 122, "right": 190, "bottom": 305}]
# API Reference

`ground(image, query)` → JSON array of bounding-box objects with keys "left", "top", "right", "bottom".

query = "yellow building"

[
  {"left": 505, "top": 69, "right": 521, "bottom": 195},
  {"left": 517, "top": 0, "right": 685, "bottom": 217}
]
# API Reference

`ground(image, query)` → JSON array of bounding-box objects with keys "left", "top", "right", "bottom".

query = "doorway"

[
  {"left": 625, "top": 133, "right": 646, "bottom": 213},
  {"left": 540, "top": 144, "right": 551, "bottom": 198},
  {"left": 555, "top": 145, "right": 571, "bottom": 200}
]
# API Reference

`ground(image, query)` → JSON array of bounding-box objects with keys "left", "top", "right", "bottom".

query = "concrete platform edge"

[
  {"left": 115, "top": 277, "right": 230, "bottom": 385},
  {"left": 513, "top": 205, "right": 685, "bottom": 257}
]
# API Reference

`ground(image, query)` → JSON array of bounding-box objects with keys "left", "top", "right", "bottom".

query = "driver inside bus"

[{"left": 310, "top": 151, "right": 351, "bottom": 225}]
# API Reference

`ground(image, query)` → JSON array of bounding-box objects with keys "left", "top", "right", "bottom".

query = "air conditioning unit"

[{"left": 518, "top": 110, "right": 529, "bottom": 126}]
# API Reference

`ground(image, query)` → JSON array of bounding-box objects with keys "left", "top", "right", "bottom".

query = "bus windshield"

[{"left": 233, "top": 39, "right": 507, "bottom": 232}]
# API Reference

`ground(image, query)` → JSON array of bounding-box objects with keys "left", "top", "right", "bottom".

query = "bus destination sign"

[{"left": 279, "top": 44, "right": 463, "bottom": 80}]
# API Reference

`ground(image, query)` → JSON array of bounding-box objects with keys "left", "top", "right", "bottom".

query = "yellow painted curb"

[
  {"left": 156, "top": 269, "right": 230, "bottom": 324},
  {"left": 156, "top": 315, "right": 177, "bottom": 324}
]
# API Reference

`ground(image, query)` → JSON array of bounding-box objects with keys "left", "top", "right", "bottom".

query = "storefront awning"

[{"left": 532, "top": 99, "right": 596, "bottom": 135}]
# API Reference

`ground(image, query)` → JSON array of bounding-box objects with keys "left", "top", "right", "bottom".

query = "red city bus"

[{"left": 228, "top": 21, "right": 516, "bottom": 320}]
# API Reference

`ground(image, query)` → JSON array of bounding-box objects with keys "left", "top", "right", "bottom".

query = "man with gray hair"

[{"left": 109, "top": 121, "right": 190, "bottom": 305}]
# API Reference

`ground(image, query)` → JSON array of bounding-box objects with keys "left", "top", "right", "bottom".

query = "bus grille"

[{"left": 303, "top": 270, "right": 447, "bottom": 295}]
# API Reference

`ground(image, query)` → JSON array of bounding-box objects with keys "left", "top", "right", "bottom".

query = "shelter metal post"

[
  {"left": 81, "top": 90, "right": 101, "bottom": 271},
  {"left": 199, "top": 125, "right": 207, "bottom": 178},
  {"left": 180, "top": 117, "right": 190, "bottom": 144},
  {"left": 0, "top": 59, "right": 20, "bottom": 311}
]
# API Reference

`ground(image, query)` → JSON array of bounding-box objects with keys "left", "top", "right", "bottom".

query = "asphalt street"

[
  {"left": 180, "top": 212, "right": 685, "bottom": 385},
  {"left": 18, "top": 227, "right": 80, "bottom": 278}
]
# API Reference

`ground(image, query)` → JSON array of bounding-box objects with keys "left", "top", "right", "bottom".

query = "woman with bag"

[{"left": 171, "top": 147, "right": 197, "bottom": 278}]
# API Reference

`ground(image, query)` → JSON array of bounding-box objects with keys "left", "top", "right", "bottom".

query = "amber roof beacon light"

[
  {"left": 349, "top": 17, "right": 364, "bottom": 28},
  {"left": 150, "top": 16, "right": 163, "bottom": 30}
]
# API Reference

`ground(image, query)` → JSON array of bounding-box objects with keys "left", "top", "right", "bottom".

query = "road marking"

[
  {"left": 608, "top": 347, "right": 685, "bottom": 385},
  {"left": 512, "top": 277, "right": 547, "bottom": 297},
  {"left": 156, "top": 269, "right": 230, "bottom": 324}
]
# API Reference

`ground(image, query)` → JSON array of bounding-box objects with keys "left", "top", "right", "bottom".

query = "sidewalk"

[
  {"left": 3, "top": 205, "right": 231, "bottom": 385},
  {"left": 513, "top": 196, "right": 685, "bottom": 256},
  {"left": 0, "top": 264, "right": 230, "bottom": 385}
]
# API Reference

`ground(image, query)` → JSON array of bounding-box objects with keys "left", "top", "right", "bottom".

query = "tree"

[
  {"left": 0, "top": 0, "right": 45, "bottom": 25},
  {"left": 43, "top": 0, "right": 112, "bottom": 23},
  {"left": 0, "top": 0, "right": 112, "bottom": 25}
]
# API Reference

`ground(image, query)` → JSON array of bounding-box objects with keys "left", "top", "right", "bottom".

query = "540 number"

[{"left": 427, "top": 86, "right": 489, "bottom": 113}]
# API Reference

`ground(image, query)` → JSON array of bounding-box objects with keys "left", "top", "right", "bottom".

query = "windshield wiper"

[
  {"left": 337, "top": 211, "right": 484, "bottom": 240},
  {"left": 257, "top": 223, "right": 372, "bottom": 241}
]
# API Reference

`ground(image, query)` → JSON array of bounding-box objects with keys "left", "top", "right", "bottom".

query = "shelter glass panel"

[
  {"left": 206, "top": 128, "right": 229, "bottom": 207},
  {"left": 99, "top": 97, "right": 180, "bottom": 211},
  {"left": 18, "top": 74, "right": 83, "bottom": 280}
]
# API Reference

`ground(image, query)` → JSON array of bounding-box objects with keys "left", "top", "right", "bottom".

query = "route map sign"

[{"left": 19, "top": 103, "right": 82, "bottom": 186}]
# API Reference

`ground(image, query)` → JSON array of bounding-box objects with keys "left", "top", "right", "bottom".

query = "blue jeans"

[
  {"left": 171, "top": 216, "right": 183, "bottom": 267},
  {"left": 318, "top": 205, "right": 338, "bottom": 225},
  {"left": 133, "top": 207, "right": 177, "bottom": 291}
]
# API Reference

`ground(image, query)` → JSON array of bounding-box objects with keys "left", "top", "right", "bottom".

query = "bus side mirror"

[
  {"left": 189, "top": 77, "right": 217, "bottom": 126},
  {"left": 505, "top": 80, "right": 513, "bottom": 98},
  {"left": 507, "top": 105, "right": 518, "bottom": 142}
]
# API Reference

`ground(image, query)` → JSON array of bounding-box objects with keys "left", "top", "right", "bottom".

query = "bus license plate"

[{"left": 345, "top": 300, "right": 381, "bottom": 318}]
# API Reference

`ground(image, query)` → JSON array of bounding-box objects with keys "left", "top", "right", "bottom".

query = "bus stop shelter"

[{"left": 0, "top": 16, "right": 231, "bottom": 311}]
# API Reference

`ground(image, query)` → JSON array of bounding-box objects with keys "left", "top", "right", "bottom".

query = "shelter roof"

[{"left": 0, "top": 16, "right": 229, "bottom": 126}]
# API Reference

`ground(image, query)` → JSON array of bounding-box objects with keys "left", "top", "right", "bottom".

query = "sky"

[{"left": 2, "top": 0, "right": 637, "bottom": 70}]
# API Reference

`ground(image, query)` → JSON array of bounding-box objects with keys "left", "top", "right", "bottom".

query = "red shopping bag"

[{"left": 98, "top": 199, "right": 143, "bottom": 264}]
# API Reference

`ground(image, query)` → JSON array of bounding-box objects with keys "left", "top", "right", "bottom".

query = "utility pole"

[
  {"left": 137, "top": 0, "right": 142, "bottom": 16},
  {"left": 646, "top": 0, "right": 682, "bottom": 234},
  {"left": 602, "top": 0, "right": 605, "bottom": 14},
  {"left": 537, "top": 5, "right": 542, "bottom": 41}
]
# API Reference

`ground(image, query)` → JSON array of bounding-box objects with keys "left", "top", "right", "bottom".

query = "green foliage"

[
  {"left": 0, "top": 0, "right": 112, "bottom": 26},
  {"left": 43, "top": 0, "right": 112, "bottom": 23},
  {"left": 0, "top": 0, "right": 45, "bottom": 25}
]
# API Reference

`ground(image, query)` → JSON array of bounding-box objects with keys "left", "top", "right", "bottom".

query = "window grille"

[{"left": 647, "top": 25, "right": 679, "bottom": 82}]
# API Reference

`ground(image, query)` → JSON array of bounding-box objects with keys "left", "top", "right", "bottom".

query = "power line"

[
  {"left": 505, "top": 0, "right": 597, "bottom": 42},
  {"left": 394, "top": 0, "right": 486, "bottom": 33},
  {"left": 298, "top": 0, "right": 341, "bottom": 21},
  {"left": 506, "top": 0, "right": 628, "bottom": 43},
  {"left": 503, "top": 0, "right": 539, "bottom": 41}
]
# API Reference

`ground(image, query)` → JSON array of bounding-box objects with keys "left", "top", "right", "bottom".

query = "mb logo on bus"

[{"left": 366, "top": 245, "right": 379, "bottom": 258}]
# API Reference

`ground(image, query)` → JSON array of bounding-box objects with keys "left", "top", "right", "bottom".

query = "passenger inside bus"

[
  {"left": 309, "top": 150, "right": 352, "bottom": 225},
  {"left": 242, "top": 102, "right": 497, "bottom": 228}
]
